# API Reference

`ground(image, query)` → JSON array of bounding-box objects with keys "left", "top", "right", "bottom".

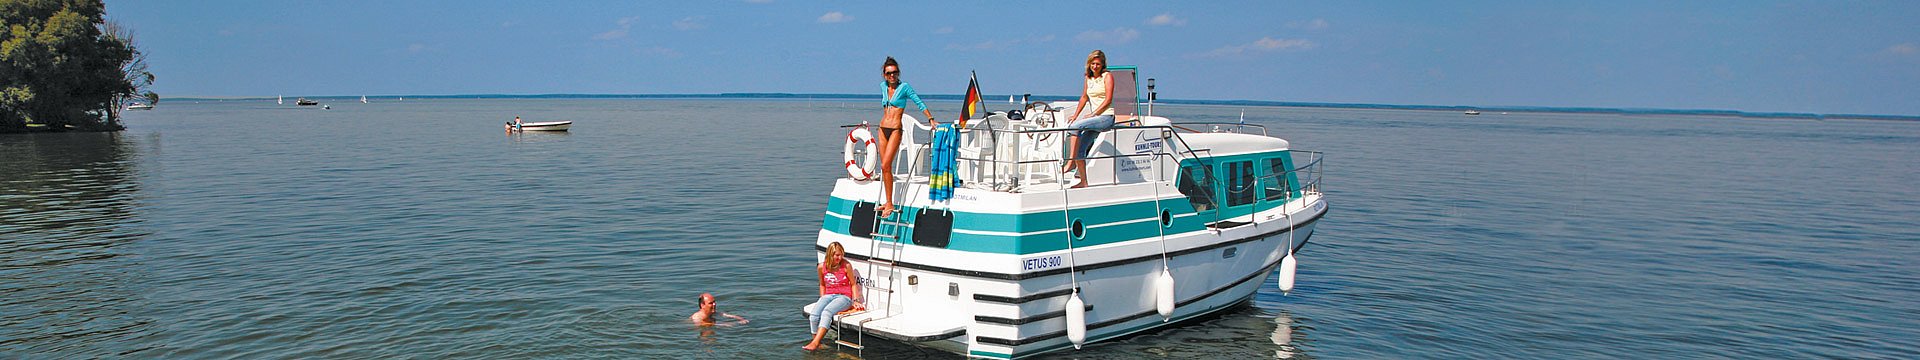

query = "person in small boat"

[
  {"left": 875, "top": 57, "right": 936, "bottom": 217},
  {"left": 1063, "top": 50, "right": 1117, "bottom": 189},
  {"left": 802, "top": 241, "right": 865, "bottom": 351},
  {"left": 690, "top": 292, "right": 748, "bottom": 326}
]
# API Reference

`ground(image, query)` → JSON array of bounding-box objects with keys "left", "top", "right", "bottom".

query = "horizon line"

[{"left": 159, "top": 93, "right": 1919, "bottom": 121}]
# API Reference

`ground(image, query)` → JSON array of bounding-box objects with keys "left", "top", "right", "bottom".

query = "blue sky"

[{"left": 108, "top": 1, "right": 1920, "bottom": 115}]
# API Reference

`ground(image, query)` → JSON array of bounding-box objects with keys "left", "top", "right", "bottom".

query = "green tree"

[
  {"left": 0, "top": 0, "right": 146, "bottom": 133},
  {"left": 104, "top": 19, "right": 153, "bottom": 123}
]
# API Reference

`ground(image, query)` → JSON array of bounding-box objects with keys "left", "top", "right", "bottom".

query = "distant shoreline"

[{"left": 161, "top": 93, "right": 1919, "bottom": 122}]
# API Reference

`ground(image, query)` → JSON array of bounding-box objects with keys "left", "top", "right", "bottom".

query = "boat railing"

[
  {"left": 1159, "top": 121, "right": 1269, "bottom": 137},
  {"left": 948, "top": 123, "right": 1212, "bottom": 191},
  {"left": 1209, "top": 149, "right": 1322, "bottom": 227},
  {"left": 843, "top": 118, "right": 1313, "bottom": 199}
]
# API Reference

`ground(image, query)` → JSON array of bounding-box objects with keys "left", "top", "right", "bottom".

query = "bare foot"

[{"left": 802, "top": 342, "right": 819, "bottom": 351}]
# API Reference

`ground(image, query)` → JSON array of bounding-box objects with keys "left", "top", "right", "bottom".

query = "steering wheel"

[{"left": 1024, "top": 101, "right": 1056, "bottom": 142}]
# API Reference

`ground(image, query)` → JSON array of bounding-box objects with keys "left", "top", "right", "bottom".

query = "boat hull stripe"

[
  {"left": 975, "top": 230, "right": 1305, "bottom": 329},
  {"left": 823, "top": 208, "right": 1323, "bottom": 282},
  {"left": 969, "top": 240, "right": 1302, "bottom": 347}
]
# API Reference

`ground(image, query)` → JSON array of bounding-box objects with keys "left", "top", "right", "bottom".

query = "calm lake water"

[{"left": 4, "top": 99, "right": 1918, "bottom": 359}]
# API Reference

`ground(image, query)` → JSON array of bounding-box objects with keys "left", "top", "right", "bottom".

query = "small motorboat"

[
  {"left": 1464, "top": 109, "right": 1481, "bottom": 115},
  {"left": 125, "top": 103, "right": 154, "bottom": 110},
  {"left": 514, "top": 121, "right": 572, "bottom": 131},
  {"left": 297, "top": 98, "right": 319, "bottom": 106}
]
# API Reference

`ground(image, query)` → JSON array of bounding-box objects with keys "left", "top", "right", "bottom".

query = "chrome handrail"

[{"left": 841, "top": 120, "right": 1319, "bottom": 201}]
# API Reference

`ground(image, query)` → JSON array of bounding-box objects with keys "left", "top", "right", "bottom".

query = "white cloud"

[
  {"left": 1888, "top": 43, "right": 1919, "bottom": 56},
  {"left": 641, "top": 46, "right": 683, "bottom": 58},
  {"left": 1076, "top": 27, "right": 1140, "bottom": 44},
  {"left": 673, "top": 16, "right": 707, "bottom": 31},
  {"left": 934, "top": 26, "right": 954, "bottom": 34},
  {"left": 595, "top": 16, "right": 644, "bottom": 40},
  {"left": 1191, "top": 37, "right": 1316, "bottom": 58},
  {"left": 593, "top": 29, "right": 628, "bottom": 40},
  {"left": 817, "top": 11, "right": 854, "bottom": 24},
  {"left": 948, "top": 40, "right": 1008, "bottom": 51},
  {"left": 1146, "top": 13, "right": 1185, "bottom": 26},
  {"left": 1287, "top": 18, "right": 1330, "bottom": 31},
  {"left": 945, "top": 34, "right": 1056, "bottom": 51},
  {"left": 1252, "top": 37, "right": 1315, "bottom": 50}
]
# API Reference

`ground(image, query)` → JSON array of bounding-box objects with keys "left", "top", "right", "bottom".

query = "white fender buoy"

[
  {"left": 1277, "top": 255, "right": 1298, "bottom": 295},
  {"left": 1155, "top": 268, "right": 1176, "bottom": 321},
  {"left": 1065, "top": 292, "right": 1087, "bottom": 348}
]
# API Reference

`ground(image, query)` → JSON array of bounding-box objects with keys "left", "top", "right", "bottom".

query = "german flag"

[{"left": 958, "top": 71, "right": 981, "bottom": 128}]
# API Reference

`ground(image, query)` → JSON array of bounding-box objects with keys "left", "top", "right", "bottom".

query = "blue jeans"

[
  {"left": 804, "top": 294, "right": 853, "bottom": 332},
  {"left": 1068, "top": 115, "right": 1115, "bottom": 160}
]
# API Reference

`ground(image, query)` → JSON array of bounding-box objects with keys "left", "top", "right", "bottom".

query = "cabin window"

[
  {"left": 1176, "top": 164, "right": 1216, "bottom": 212},
  {"left": 1226, "top": 161, "right": 1256, "bottom": 207},
  {"left": 1264, "top": 157, "right": 1293, "bottom": 201}
]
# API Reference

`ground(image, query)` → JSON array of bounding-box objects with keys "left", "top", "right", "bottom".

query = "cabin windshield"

[{"left": 1177, "top": 163, "right": 1217, "bottom": 212}]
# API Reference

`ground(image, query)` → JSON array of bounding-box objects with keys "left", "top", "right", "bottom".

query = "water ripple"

[{"left": 3, "top": 101, "right": 1917, "bottom": 358}]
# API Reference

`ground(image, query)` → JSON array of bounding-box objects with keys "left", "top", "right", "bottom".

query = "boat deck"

[{"left": 834, "top": 309, "right": 967, "bottom": 342}]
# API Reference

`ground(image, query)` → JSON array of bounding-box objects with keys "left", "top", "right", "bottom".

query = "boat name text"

[{"left": 1022, "top": 255, "right": 1064, "bottom": 272}]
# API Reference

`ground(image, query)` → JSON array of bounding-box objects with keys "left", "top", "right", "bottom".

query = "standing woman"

[
  {"left": 875, "top": 57, "right": 936, "bottom": 217},
  {"left": 802, "top": 242, "right": 865, "bottom": 350},
  {"left": 1064, "top": 50, "right": 1116, "bottom": 188}
]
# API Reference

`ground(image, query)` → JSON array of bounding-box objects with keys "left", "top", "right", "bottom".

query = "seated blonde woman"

[{"left": 1064, "top": 50, "right": 1116, "bottom": 188}]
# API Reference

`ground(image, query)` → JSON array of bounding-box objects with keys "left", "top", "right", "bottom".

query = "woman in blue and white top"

[{"left": 875, "top": 57, "right": 936, "bottom": 217}]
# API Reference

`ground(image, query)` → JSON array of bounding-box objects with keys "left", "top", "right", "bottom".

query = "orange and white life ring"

[{"left": 844, "top": 127, "right": 879, "bottom": 180}]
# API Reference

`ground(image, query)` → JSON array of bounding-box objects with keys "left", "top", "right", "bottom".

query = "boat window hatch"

[
  {"left": 850, "top": 202, "right": 876, "bottom": 238},
  {"left": 1177, "top": 164, "right": 1217, "bottom": 212},
  {"left": 1226, "top": 160, "right": 1256, "bottom": 207},
  {"left": 913, "top": 209, "right": 953, "bottom": 249},
  {"left": 1264, "top": 157, "right": 1293, "bottom": 201}
]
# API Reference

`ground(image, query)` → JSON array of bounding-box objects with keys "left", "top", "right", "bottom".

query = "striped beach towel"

[{"left": 929, "top": 123, "right": 959, "bottom": 201}]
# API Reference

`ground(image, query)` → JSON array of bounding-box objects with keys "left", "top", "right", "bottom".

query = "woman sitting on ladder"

[
  {"left": 1064, "top": 50, "right": 1116, "bottom": 189},
  {"left": 875, "top": 56, "right": 936, "bottom": 217},
  {"left": 802, "top": 242, "right": 865, "bottom": 351}
]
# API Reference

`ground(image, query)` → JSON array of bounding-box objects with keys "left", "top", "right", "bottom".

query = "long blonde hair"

[
  {"left": 1085, "top": 50, "right": 1107, "bottom": 79},
  {"left": 825, "top": 242, "right": 846, "bottom": 271}
]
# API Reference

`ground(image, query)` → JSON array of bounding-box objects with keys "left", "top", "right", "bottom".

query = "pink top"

[{"left": 822, "top": 266, "right": 856, "bottom": 297}]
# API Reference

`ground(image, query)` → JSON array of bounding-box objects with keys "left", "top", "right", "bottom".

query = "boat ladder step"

[{"left": 833, "top": 339, "right": 865, "bottom": 350}]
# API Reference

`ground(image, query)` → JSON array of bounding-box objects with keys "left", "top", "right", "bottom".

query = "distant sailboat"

[
  {"left": 361, "top": 96, "right": 368, "bottom": 104},
  {"left": 278, "top": 95, "right": 283, "bottom": 105}
]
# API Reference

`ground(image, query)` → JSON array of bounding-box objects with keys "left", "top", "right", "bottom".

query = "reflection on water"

[
  {"left": 1272, "top": 310, "right": 1295, "bottom": 359},
  {"left": 0, "top": 132, "right": 154, "bottom": 356},
  {"left": 506, "top": 130, "right": 571, "bottom": 143},
  {"left": 7, "top": 101, "right": 1917, "bottom": 358}
]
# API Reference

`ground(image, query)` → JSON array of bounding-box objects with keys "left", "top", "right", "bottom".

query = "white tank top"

[{"left": 1085, "top": 73, "right": 1114, "bottom": 116}]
